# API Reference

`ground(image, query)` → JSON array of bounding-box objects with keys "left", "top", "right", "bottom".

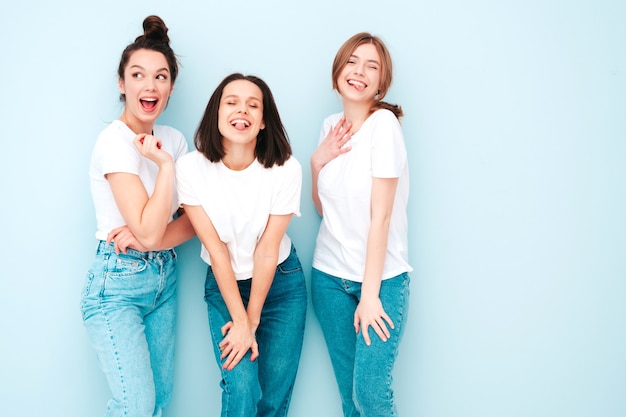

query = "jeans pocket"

[
  {"left": 276, "top": 250, "right": 303, "bottom": 275},
  {"left": 107, "top": 253, "right": 148, "bottom": 277}
]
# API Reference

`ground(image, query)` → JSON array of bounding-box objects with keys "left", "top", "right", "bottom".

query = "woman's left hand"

[
  {"left": 106, "top": 225, "right": 148, "bottom": 254},
  {"left": 354, "top": 296, "right": 395, "bottom": 346}
]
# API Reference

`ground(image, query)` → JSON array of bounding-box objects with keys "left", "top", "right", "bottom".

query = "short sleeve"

[
  {"left": 176, "top": 153, "right": 201, "bottom": 207},
  {"left": 271, "top": 156, "right": 302, "bottom": 217},
  {"left": 371, "top": 110, "right": 407, "bottom": 178}
]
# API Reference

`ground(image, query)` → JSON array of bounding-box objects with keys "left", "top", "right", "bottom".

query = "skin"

[
  {"left": 311, "top": 43, "right": 399, "bottom": 346},
  {"left": 184, "top": 80, "right": 291, "bottom": 370},
  {"left": 106, "top": 48, "right": 195, "bottom": 252}
]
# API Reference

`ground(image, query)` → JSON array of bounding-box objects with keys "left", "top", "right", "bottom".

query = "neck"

[
  {"left": 120, "top": 111, "right": 153, "bottom": 135},
  {"left": 222, "top": 141, "right": 256, "bottom": 171},
  {"left": 342, "top": 99, "right": 373, "bottom": 133}
]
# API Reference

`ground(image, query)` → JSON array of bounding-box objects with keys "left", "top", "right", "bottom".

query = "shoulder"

[
  {"left": 282, "top": 155, "right": 301, "bottom": 170},
  {"left": 177, "top": 149, "right": 208, "bottom": 167},
  {"left": 93, "top": 121, "right": 132, "bottom": 152},
  {"left": 154, "top": 124, "right": 185, "bottom": 141},
  {"left": 370, "top": 109, "right": 400, "bottom": 125}
]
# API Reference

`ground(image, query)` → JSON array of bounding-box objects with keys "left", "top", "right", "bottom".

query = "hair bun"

[{"left": 137, "top": 15, "right": 170, "bottom": 45}]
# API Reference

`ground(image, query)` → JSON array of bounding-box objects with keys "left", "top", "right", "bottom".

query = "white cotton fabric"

[
  {"left": 89, "top": 120, "right": 188, "bottom": 242},
  {"left": 313, "top": 109, "right": 413, "bottom": 282},
  {"left": 176, "top": 151, "right": 302, "bottom": 280}
]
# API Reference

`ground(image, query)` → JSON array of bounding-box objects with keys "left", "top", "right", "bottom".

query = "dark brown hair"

[
  {"left": 194, "top": 73, "right": 292, "bottom": 168},
  {"left": 117, "top": 15, "right": 179, "bottom": 102},
  {"left": 332, "top": 32, "right": 403, "bottom": 119}
]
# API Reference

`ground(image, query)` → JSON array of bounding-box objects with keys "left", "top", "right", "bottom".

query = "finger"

[
  {"left": 225, "top": 349, "right": 244, "bottom": 371},
  {"left": 362, "top": 323, "right": 372, "bottom": 346},
  {"left": 113, "top": 239, "right": 122, "bottom": 254},
  {"left": 133, "top": 133, "right": 148, "bottom": 148},
  {"left": 106, "top": 226, "right": 123, "bottom": 244},
  {"left": 250, "top": 341, "right": 259, "bottom": 362},
  {"left": 373, "top": 319, "right": 390, "bottom": 342},
  {"left": 382, "top": 313, "right": 395, "bottom": 330},
  {"left": 221, "top": 322, "right": 233, "bottom": 337}
]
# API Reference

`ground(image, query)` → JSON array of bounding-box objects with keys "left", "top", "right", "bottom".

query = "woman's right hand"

[
  {"left": 133, "top": 133, "right": 172, "bottom": 166},
  {"left": 310, "top": 116, "right": 353, "bottom": 169},
  {"left": 218, "top": 320, "right": 259, "bottom": 371}
]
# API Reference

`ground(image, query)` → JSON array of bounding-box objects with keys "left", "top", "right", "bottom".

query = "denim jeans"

[
  {"left": 311, "top": 268, "right": 410, "bottom": 417},
  {"left": 81, "top": 241, "right": 178, "bottom": 417},
  {"left": 205, "top": 244, "right": 307, "bottom": 417}
]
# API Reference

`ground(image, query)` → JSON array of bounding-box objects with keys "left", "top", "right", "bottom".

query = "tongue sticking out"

[{"left": 233, "top": 121, "right": 247, "bottom": 131}]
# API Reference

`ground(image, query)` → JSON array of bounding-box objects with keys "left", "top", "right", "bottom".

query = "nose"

[
  {"left": 354, "top": 63, "right": 365, "bottom": 76},
  {"left": 145, "top": 77, "right": 157, "bottom": 91}
]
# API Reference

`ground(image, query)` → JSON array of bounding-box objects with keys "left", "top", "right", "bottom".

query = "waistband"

[{"left": 96, "top": 240, "right": 176, "bottom": 261}]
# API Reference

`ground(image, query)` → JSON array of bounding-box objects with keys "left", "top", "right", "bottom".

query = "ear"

[
  {"left": 118, "top": 77, "right": 125, "bottom": 95},
  {"left": 260, "top": 120, "right": 265, "bottom": 130}
]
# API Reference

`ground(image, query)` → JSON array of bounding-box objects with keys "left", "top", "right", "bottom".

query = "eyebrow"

[
  {"left": 350, "top": 54, "right": 381, "bottom": 66},
  {"left": 129, "top": 64, "right": 170, "bottom": 73},
  {"left": 222, "top": 94, "right": 262, "bottom": 101}
]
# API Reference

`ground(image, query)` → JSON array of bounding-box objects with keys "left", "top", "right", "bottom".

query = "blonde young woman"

[
  {"left": 311, "top": 33, "right": 413, "bottom": 417},
  {"left": 81, "top": 16, "right": 194, "bottom": 417}
]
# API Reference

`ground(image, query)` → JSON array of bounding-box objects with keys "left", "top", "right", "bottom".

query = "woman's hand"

[
  {"left": 354, "top": 296, "right": 395, "bottom": 346},
  {"left": 133, "top": 133, "right": 172, "bottom": 167},
  {"left": 106, "top": 225, "right": 148, "bottom": 254},
  {"left": 218, "top": 320, "right": 259, "bottom": 371},
  {"left": 310, "top": 116, "right": 353, "bottom": 170}
]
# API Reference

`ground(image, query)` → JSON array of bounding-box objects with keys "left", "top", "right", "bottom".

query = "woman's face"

[
  {"left": 118, "top": 48, "right": 173, "bottom": 132},
  {"left": 218, "top": 79, "right": 265, "bottom": 146},
  {"left": 336, "top": 43, "right": 382, "bottom": 104}
]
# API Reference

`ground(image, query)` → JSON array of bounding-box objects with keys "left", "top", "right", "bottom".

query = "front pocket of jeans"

[
  {"left": 107, "top": 254, "right": 148, "bottom": 277},
  {"left": 277, "top": 255, "right": 302, "bottom": 274}
]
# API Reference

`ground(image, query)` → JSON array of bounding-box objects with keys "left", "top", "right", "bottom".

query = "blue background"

[{"left": 1, "top": 1, "right": 625, "bottom": 416}]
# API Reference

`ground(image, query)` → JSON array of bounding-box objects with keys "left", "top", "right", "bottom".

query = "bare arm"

[
  {"left": 183, "top": 204, "right": 258, "bottom": 370},
  {"left": 107, "top": 133, "right": 176, "bottom": 248},
  {"left": 246, "top": 214, "right": 293, "bottom": 329},
  {"left": 354, "top": 177, "right": 399, "bottom": 345}
]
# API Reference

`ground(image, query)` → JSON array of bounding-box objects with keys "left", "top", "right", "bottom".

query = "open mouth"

[
  {"left": 140, "top": 97, "right": 158, "bottom": 111},
  {"left": 347, "top": 79, "right": 367, "bottom": 91},
  {"left": 230, "top": 118, "right": 251, "bottom": 130}
]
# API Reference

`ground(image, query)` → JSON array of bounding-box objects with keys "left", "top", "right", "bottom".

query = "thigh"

[
  {"left": 353, "top": 273, "right": 410, "bottom": 409},
  {"left": 83, "top": 301, "right": 156, "bottom": 415},
  {"left": 311, "top": 268, "right": 359, "bottom": 343},
  {"left": 144, "top": 275, "right": 177, "bottom": 409},
  {"left": 257, "top": 257, "right": 307, "bottom": 376}
]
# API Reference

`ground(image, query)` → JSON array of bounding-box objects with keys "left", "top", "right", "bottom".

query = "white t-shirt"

[
  {"left": 313, "top": 109, "right": 413, "bottom": 282},
  {"left": 89, "top": 120, "right": 188, "bottom": 241},
  {"left": 176, "top": 151, "right": 302, "bottom": 280}
]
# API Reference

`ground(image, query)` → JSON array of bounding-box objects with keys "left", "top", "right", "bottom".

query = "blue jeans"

[
  {"left": 311, "top": 268, "right": 410, "bottom": 417},
  {"left": 205, "top": 245, "right": 307, "bottom": 417},
  {"left": 81, "top": 241, "right": 178, "bottom": 417}
]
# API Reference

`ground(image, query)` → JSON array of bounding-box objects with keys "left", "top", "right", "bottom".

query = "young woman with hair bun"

[{"left": 81, "top": 15, "right": 194, "bottom": 417}]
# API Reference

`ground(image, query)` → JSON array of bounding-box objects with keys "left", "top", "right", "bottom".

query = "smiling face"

[
  {"left": 337, "top": 43, "right": 382, "bottom": 105},
  {"left": 218, "top": 79, "right": 265, "bottom": 148},
  {"left": 118, "top": 48, "right": 173, "bottom": 133}
]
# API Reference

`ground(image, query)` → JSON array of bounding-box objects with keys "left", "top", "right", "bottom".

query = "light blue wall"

[{"left": 1, "top": 1, "right": 625, "bottom": 416}]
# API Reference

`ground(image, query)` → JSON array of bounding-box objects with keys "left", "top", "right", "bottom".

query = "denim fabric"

[
  {"left": 311, "top": 268, "right": 410, "bottom": 417},
  {"left": 205, "top": 244, "right": 307, "bottom": 417},
  {"left": 81, "top": 241, "right": 178, "bottom": 417}
]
